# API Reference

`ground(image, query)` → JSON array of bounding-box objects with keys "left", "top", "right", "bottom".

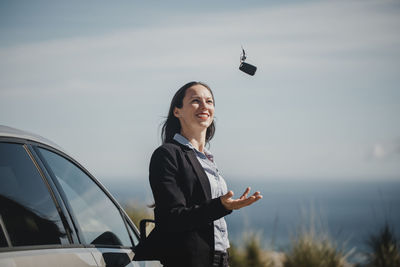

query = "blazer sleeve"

[{"left": 149, "top": 146, "right": 231, "bottom": 232}]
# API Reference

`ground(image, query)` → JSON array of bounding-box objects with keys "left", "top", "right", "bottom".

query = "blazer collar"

[{"left": 170, "top": 140, "right": 212, "bottom": 200}]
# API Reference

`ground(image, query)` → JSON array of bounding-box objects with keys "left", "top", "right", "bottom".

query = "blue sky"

[{"left": 1, "top": 0, "right": 399, "bottom": 182}]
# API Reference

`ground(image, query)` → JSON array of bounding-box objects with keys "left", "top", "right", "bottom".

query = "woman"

[{"left": 135, "top": 81, "right": 262, "bottom": 267}]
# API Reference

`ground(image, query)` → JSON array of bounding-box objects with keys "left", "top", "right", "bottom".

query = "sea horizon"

[{"left": 101, "top": 176, "right": 400, "bottom": 263}]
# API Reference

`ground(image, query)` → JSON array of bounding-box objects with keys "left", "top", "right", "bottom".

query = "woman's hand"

[{"left": 220, "top": 187, "right": 262, "bottom": 211}]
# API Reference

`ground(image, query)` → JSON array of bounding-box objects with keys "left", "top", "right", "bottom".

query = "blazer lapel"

[{"left": 185, "top": 150, "right": 212, "bottom": 200}]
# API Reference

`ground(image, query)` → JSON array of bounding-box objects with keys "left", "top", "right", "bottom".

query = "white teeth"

[{"left": 197, "top": 114, "right": 208, "bottom": 117}]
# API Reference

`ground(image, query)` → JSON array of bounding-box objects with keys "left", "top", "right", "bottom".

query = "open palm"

[{"left": 220, "top": 187, "right": 262, "bottom": 210}]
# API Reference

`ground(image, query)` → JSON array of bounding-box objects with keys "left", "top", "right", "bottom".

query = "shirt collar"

[
  {"left": 173, "top": 133, "right": 194, "bottom": 150},
  {"left": 173, "top": 133, "right": 213, "bottom": 160}
]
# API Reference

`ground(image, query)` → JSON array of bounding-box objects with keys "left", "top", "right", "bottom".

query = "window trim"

[
  {"left": 34, "top": 145, "right": 90, "bottom": 245},
  {"left": 0, "top": 244, "right": 87, "bottom": 253},
  {"left": 0, "top": 140, "right": 72, "bottom": 249},
  {"left": 26, "top": 144, "right": 79, "bottom": 244},
  {"left": 33, "top": 144, "right": 140, "bottom": 249},
  {"left": 0, "top": 214, "right": 12, "bottom": 247}
]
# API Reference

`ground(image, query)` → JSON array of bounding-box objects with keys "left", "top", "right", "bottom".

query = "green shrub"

[
  {"left": 283, "top": 209, "right": 348, "bottom": 267},
  {"left": 284, "top": 232, "right": 346, "bottom": 267},
  {"left": 364, "top": 223, "right": 400, "bottom": 267},
  {"left": 229, "top": 232, "right": 274, "bottom": 267}
]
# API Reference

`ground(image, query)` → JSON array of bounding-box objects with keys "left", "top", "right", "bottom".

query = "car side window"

[
  {"left": 0, "top": 143, "right": 68, "bottom": 247},
  {"left": 38, "top": 148, "right": 133, "bottom": 247}
]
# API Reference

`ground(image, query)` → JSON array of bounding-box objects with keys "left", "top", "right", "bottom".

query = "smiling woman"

[
  {"left": 133, "top": 81, "right": 262, "bottom": 267},
  {"left": 161, "top": 82, "right": 216, "bottom": 146},
  {"left": 176, "top": 85, "right": 214, "bottom": 123}
]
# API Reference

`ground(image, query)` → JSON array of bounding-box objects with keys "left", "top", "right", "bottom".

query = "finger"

[
  {"left": 252, "top": 194, "right": 263, "bottom": 201},
  {"left": 234, "top": 194, "right": 262, "bottom": 209},
  {"left": 222, "top": 190, "right": 234, "bottom": 200},
  {"left": 233, "top": 196, "right": 256, "bottom": 209},
  {"left": 247, "top": 194, "right": 262, "bottom": 204},
  {"left": 240, "top": 187, "right": 251, "bottom": 200}
]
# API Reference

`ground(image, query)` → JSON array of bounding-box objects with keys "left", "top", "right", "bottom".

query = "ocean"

[{"left": 102, "top": 177, "right": 400, "bottom": 263}]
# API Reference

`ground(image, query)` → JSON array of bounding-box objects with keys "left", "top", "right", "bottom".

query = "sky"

[{"left": 1, "top": 0, "right": 399, "bottom": 182}]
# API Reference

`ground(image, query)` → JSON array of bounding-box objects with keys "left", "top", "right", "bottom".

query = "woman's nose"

[{"left": 199, "top": 100, "right": 207, "bottom": 108}]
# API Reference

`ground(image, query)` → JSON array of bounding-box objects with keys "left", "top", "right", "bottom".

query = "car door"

[
  {"left": 0, "top": 141, "right": 98, "bottom": 267},
  {"left": 35, "top": 146, "right": 160, "bottom": 267}
]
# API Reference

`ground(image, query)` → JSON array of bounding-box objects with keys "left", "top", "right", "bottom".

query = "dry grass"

[
  {"left": 229, "top": 232, "right": 275, "bottom": 267},
  {"left": 283, "top": 231, "right": 349, "bottom": 267},
  {"left": 283, "top": 208, "right": 351, "bottom": 267}
]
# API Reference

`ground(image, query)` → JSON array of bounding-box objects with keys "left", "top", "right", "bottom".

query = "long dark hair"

[{"left": 161, "top": 81, "right": 216, "bottom": 144}]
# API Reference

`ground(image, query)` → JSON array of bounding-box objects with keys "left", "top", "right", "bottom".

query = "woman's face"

[{"left": 174, "top": 84, "right": 215, "bottom": 133}]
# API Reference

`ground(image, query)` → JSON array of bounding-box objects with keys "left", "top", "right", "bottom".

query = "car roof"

[{"left": 0, "top": 125, "right": 65, "bottom": 152}]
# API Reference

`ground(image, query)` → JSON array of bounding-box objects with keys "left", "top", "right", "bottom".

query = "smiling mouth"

[{"left": 196, "top": 113, "right": 209, "bottom": 119}]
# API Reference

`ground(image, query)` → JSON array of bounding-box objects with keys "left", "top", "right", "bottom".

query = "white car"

[{"left": 0, "top": 125, "right": 160, "bottom": 267}]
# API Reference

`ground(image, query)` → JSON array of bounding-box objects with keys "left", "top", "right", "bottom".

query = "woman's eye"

[{"left": 192, "top": 99, "right": 199, "bottom": 103}]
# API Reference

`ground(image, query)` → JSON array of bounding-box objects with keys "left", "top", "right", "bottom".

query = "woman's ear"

[{"left": 173, "top": 107, "right": 180, "bottom": 118}]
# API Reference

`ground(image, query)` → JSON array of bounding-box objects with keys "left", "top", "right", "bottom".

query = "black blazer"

[{"left": 134, "top": 140, "right": 231, "bottom": 267}]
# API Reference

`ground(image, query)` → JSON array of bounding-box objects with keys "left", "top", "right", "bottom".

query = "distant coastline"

[{"left": 103, "top": 177, "right": 400, "bottom": 263}]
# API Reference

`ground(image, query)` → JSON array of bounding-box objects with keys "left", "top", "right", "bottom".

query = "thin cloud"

[
  {"left": 1, "top": 0, "right": 399, "bottom": 178},
  {"left": 1, "top": 0, "right": 399, "bottom": 95},
  {"left": 368, "top": 139, "right": 400, "bottom": 161}
]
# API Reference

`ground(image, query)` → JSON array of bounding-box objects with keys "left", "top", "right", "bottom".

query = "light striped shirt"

[{"left": 173, "top": 133, "right": 230, "bottom": 251}]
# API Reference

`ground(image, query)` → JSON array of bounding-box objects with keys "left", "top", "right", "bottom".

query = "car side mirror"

[{"left": 139, "top": 219, "right": 155, "bottom": 241}]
